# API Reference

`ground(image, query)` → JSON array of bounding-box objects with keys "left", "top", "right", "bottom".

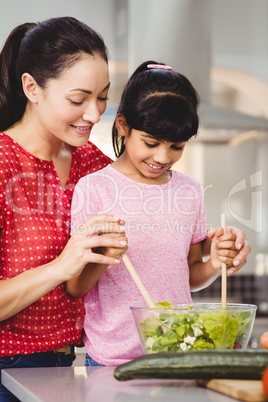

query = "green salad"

[{"left": 139, "top": 302, "right": 252, "bottom": 353}]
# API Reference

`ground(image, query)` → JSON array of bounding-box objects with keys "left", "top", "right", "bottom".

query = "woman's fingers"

[
  {"left": 217, "top": 230, "right": 251, "bottom": 268},
  {"left": 65, "top": 233, "right": 127, "bottom": 271},
  {"left": 73, "top": 232, "right": 127, "bottom": 250},
  {"left": 232, "top": 239, "right": 251, "bottom": 267},
  {"left": 75, "top": 214, "right": 125, "bottom": 237},
  {"left": 82, "top": 250, "right": 121, "bottom": 266},
  {"left": 225, "top": 226, "right": 252, "bottom": 266},
  {"left": 225, "top": 226, "right": 245, "bottom": 250},
  {"left": 65, "top": 214, "right": 129, "bottom": 281},
  {"left": 84, "top": 235, "right": 128, "bottom": 264}
]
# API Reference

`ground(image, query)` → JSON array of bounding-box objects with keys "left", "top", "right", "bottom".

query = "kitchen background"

[{"left": 1, "top": 1, "right": 267, "bottom": 343}]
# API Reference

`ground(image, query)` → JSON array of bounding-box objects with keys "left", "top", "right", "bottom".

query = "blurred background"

[{"left": 1, "top": 1, "right": 268, "bottom": 325}]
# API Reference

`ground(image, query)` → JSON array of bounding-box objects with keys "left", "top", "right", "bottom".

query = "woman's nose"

[{"left": 82, "top": 103, "right": 102, "bottom": 124}]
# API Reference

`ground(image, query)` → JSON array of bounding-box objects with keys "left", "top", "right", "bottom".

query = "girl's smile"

[{"left": 144, "top": 161, "right": 169, "bottom": 174}]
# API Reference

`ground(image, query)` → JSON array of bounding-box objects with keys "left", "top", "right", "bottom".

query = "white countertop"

[{"left": 2, "top": 366, "right": 239, "bottom": 402}]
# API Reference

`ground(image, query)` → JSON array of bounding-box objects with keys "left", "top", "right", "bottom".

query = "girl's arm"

[
  {"left": 189, "top": 228, "right": 238, "bottom": 292},
  {"left": 65, "top": 262, "right": 111, "bottom": 298},
  {"left": 0, "top": 215, "right": 126, "bottom": 322}
]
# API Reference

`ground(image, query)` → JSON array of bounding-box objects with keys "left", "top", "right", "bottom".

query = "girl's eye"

[
  {"left": 145, "top": 142, "right": 158, "bottom": 148},
  {"left": 172, "top": 145, "right": 184, "bottom": 151}
]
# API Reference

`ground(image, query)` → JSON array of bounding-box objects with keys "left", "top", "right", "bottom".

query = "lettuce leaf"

[{"left": 137, "top": 303, "right": 252, "bottom": 353}]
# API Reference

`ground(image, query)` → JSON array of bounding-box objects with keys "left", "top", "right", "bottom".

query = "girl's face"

[
  {"left": 120, "top": 127, "right": 186, "bottom": 184},
  {"left": 33, "top": 54, "right": 110, "bottom": 147}
]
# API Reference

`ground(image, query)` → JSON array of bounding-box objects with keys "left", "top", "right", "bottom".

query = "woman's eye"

[
  {"left": 69, "top": 100, "right": 83, "bottom": 105},
  {"left": 98, "top": 96, "right": 109, "bottom": 102}
]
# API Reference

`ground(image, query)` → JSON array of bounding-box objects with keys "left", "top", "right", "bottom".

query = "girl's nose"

[{"left": 154, "top": 145, "right": 170, "bottom": 164}]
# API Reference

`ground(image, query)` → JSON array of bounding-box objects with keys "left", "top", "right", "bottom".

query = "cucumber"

[{"left": 114, "top": 350, "right": 268, "bottom": 381}]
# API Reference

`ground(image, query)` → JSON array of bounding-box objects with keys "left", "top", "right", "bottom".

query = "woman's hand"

[
  {"left": 0, "top": 214, "right": 128, "bottom": 321},
  {"left": 57, "top": 214, "right": 128, "bottom": 282},
  {"left": 207, "top": 226, "right": 251, "bottom": 274}
]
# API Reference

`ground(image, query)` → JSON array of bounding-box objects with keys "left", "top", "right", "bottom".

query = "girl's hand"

[
  {"left": 209, "top": 227, "right": 239, "bottom": 274},
  {"left": 96, "top": 231, "right": 128, "bottom": 260},
  {"left": 208, "top": 226, "right": 251, "bottom": 272},
  {"left": 56, "top": 214, "right": 127, "bottom": 281}
]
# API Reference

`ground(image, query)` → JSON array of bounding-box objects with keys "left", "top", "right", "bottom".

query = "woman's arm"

[
  {"left": 189, "top": 228, "right": 238, "bottom": 292},
  {"left": 0, "top": 215, "right": 126, "bottom": 322}
]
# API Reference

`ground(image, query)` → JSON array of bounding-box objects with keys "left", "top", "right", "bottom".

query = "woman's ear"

[
  {"left": 115, "top": 113, "right": 129, "bottom": 137},
  {"left": 21, "top": 73, "right": 41, "bottom": 104}
]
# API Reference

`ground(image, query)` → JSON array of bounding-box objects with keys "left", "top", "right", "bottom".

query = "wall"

[
  {"left": 212, "top": 0, "right": 268, "bottom": 84},
  {"left": 203, "top": 138, "right": 267, "bottom": 273},
  {"left": 0, "top": 0, "right": 116, "bottom": 58},
  {"left": 209, "top": 0, "right": 268, "bottom": 273}
]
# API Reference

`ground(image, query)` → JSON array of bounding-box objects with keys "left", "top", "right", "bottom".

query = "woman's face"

[{"left": 34, "top": 54, "right": 110, "bottom": 147}]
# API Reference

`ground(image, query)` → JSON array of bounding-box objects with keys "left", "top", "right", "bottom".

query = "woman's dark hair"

[
  {"left": 0, "top": 16, "right": 108, "bottom": 131},
  {"left": 112, "top": 61, "right": 200, "bottom": 158}
]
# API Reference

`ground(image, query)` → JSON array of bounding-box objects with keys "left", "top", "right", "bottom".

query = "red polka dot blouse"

[{"left": 0, "top": 132, "right": 112, "bottom": 356}]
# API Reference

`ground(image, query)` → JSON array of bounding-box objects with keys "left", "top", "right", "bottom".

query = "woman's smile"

[{"left": 71, "top": 124, "right": 93, "bottom": 136}]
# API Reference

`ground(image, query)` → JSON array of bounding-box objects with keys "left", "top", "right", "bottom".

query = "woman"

[{"left": 0, "top": 16, "right": 128, "bottom": 400}]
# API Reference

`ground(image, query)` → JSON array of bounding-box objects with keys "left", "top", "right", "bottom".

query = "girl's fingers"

[
  {"left": 217, "top": 240, "right": 237, "bottom": 251},
  {"left": 218, "top": 249, "right": 238, "bottom": 259}
]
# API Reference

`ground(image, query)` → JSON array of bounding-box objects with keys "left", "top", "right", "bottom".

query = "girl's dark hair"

[
  {"left": 112, "top": 61, "right": 200, "bottom": 158},
  {"left": 0, "top": 16, "right": 108, "bottom": 131}
]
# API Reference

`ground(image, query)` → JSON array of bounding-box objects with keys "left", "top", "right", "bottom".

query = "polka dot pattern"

[{"left": 0, "top": 132, "right": 112, "bottom": 356}]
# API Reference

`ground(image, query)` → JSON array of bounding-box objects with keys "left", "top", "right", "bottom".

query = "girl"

[
  {"left": 0, "top": 16, "right": 127, "bottom": 401},
  {"left": 68, "top": 61, "right": 245, "bottom": 367}
]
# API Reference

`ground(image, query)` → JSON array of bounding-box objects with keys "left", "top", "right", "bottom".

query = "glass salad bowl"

[{"left": 130, "top": 302, "right": 257, "bottom": 354}]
